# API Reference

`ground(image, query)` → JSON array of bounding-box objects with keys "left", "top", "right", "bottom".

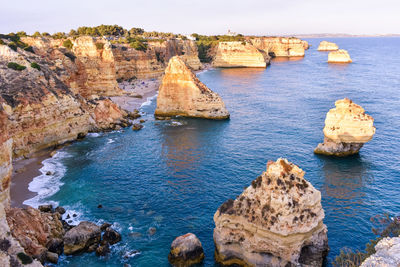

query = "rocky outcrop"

[
  {"left": 317, "top": 41, "right": 338, "bottom": 51},
  {"left": 360, "top": 236, "right": 400, "bottom": 267},
  {"left": 328, "top": 49, "right": 352, "bottom": 63},
  {"left": 6, "top": 206, "right": 64, "bottom": 259},
  {"left": 0, "top": 108, "right": 12, "bottom": 208},
  {"left": 314, "top": 98, "right": 375, "bottom": 156},
  {"left": 212, "top": 42, "right": 269, "bottom": 68},
  {"left": 249, "top": 37, "right": 308, "bottom": 57},
  {"left": 214, "top": 158, "right": 328, "bottom": 267},
  {"left": 155, "top": 56, "right": 229, "bottom": 119},
  {"left": 168, "top": 233, "right": 204, "bottom": 267},
  {"left": 63, "top": 221, "right": 101, "bottom": 255}
]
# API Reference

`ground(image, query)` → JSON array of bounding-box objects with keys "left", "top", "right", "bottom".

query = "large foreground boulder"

[
  {"left": 168, "top": 233, "right": 204, "bottom": 267},
  {"left": 154, "top": 56, "right": 229, "bottom": 120},
  {"left": 214, "top": 158, "right": 328, "bottom": 266},
  {"left": 63, "top": 221, "right": 101, "bottom": 255},
  {"left": 314, "top": 98, "right": 375, "bottom": 156}
]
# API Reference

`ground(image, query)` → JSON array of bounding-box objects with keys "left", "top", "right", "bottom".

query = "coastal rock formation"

[
  {"left": 212, "top": 42, "right": 269, "bottom": 68},
  {"left": 328, "top": 49, "right": 352, "bottom": 63},
  {"left": 0, "top": 108, "right": 12, "bottom": 208},
  {"left": 168, "top": 233, "right": 204, "bottom": 267},
  {"left": 155, "top": 56, "right": 229, "bottom": 119},
  {"left": 314, "top": 98, "right": 375, "bottom": 156},
  {"left": 214, "top": 158, "right": 328, "bottom": 267},
  {"left": 360, "top": 236, "right": 400, "bottom": 267},
  {"left": 250, "top": 37, "right": 308, "bottom": 57},
  {"left": 317, "top": 41, "right": 339, "bottom": 51},
  {"left": 6, "top": 206, "right": 64, "bottom": 259},
  {"left": 63, "top": 221, "right": 101, "bottom": 255}
]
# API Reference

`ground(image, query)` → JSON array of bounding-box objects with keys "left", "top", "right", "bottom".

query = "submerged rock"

[
  {"left": 214, "top": 158, "right": 328, "bottom": 267},
  {"left": 155, "top": 56, "right": 229, "bottom": 120},
  {"left": 328, "top": 49, "right": 352, "bottom": 63},
  {"left": 314, "top": 98, "right": 375, "bottom": 156},
  {"left": 63, "top": 221, "right": 101, "bottom": 255},
  {"left": 168, "top": 233, "right": 204, "bottom": 267},
  {"left": 102, "top": 227, "right": 122, "bottom": 245},
  {"left": 317, "top": 41, "right": 339, "bottom": 51},
  {"left": 132, "top": 123, "right": 143, "bottom": 131},
  {"left": 360, "top": 236, "right": 400, "bottom": 267}
]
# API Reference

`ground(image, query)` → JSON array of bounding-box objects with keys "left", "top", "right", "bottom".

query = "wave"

[
  {"left": 140, "top": 92, "right": 158, "bottom": 108},
  {"left": 23, "top": 151, "right": 70, "bottom": 208}
]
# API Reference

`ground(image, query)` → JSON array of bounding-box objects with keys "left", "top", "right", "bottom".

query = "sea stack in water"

[
  {"left": 214, "top": 158, "right": 328, "bottom": 267},
  {"left": 328, "top": 49, "right": 352, "bottom": 63},
  {"left": 154, "top": 56, "right": 229, "bottom": 119},
  {"left": 317, "top": 41, "right": 339, "bottom": 51},
  {"left": 168, "top": 233, "right": 204, "bottom": 267},
  {"left": 212, "top": 41, "right": 269, "bottom": 67},
  {"left": 314, "top": 98, "right": 375, "bottom": 156}
]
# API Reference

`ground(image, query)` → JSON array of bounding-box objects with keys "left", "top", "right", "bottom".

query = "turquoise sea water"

[{"left": 26, "top": 38, "right": 400, "bottom": 266}]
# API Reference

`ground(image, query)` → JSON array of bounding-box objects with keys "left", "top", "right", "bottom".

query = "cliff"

[
  {"left": 250, "top": 37, "right": 308, "bottom": 57},
  {"left": 0, "top": 108, "right": 12, "bottom": 208},
  {"left": 360, "top": 236, "right": 400, "bottom": 267},
  {"left": 317, "top": 41, "right": 339, "bottom": 51},
  {"left": 212, "top": 41, "right": 269, "bottom": 68},
  {"left": 155, "top": 56, "right": 229, "bottom": 119},
  {"left": 315, "top": 98, "right": 375, "bottom": 156},
  {"left": 214, "top": 158, "right": 328, "bottom": 266},
  {"left": 328, "top": 49, "right": 352, "bottom": 63}
]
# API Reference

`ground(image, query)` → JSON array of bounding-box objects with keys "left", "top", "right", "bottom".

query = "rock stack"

[
  {"left": 317, "top": 41, "right": 339, "bottom": 51},
  {"left": 328, "top": 49, "right": 352, "bottom": 63},
  {"left": 168, "top": 233, "right": 204, "bottom": 266},
  {"left": 155, "top": 56, "right": 229, "bottom": 119},
  {"left": 214, "top": 158, "right": 328, "bottom": 266},
  {"left": 315, "top": 98, "right": 375, "bottom": 156}
]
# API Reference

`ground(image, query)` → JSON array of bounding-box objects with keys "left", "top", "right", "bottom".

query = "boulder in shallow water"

[
  {"left": 214, "top": 158, "right": 328, "bottom": 267},
  {"left": 102, "top": 227, "right": 121, "bottom": 245},
  {"left": 314, "top": 98, "right": 375, "bottom": 156},
  {"left": 63, "top": 221, "right": 101, "bottom": 255},
  {"left": 132, "top": 123, "right": 143, "bottom": 131},
  {"left": 168, "top": 233, "right": 204, "bottom": 267}
]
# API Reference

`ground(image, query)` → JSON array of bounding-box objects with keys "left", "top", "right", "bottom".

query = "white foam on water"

[
  {"left": 169, "top": 121, "right": 184, "bottom": 126},
  {"left": 87, "top": 132, "right": 101, "bottom": 137},
  {"left": 107, "top": 138, "right": 115, "bottom": 144},
  {"left": 23, "top": 151, "right": 70, "bottom": 208},
  {"left": 140, "top": 92, "right": 158, "bottom": 108}
]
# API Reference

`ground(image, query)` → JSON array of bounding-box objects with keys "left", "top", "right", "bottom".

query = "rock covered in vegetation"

[
  {"left": 155, "top": 56, "right": 229, "bottom": 119},
  {"left": 360, "top": 236, "right": 400, "bottom": 267},
  {"left": 212, "top": 41, "right": 269, "bottom": 67},
  {"left": 328, "top": 49, "right": 352, "bottom": 63},
  {"left": 63, "top": 221, "right": 101, "bottom": 255},
  {"left": 168, "top": 233, "right": 204, "bottom": 267},
  {"left": 250, "top": 37, "right": 308, "bottom": 57},
  {"left": 314, "top": 98, "right": 375, "bottom": 156},
  {"left": 214, "top": 158, "right": 328, "bottom": 267},
  {"left": 317, "top": 41, "right": 339, "bottom": 51}
]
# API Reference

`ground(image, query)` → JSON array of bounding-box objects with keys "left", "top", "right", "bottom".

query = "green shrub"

[
  {"left": 30, "top": 62, "right": 40, "bottom": 70},
  {"left": 95, "top": 42, "right": 104, "bottom": 50},
  {"left": 32, "top": 31, "right": 41, "bottom": 37},
  {"left": 62, "top": 39, "right": 73, "bottom": 49},
  {"left": 7, "top": 62, "right": 26, "bottom": 71},
  {"left": 64, "top": 52, "right": 76, "bottom": 62},
  {"left": 16, "top": 31, "right": 27, "bottom": 37},
  {"left": 24, "top": 46, "right": 34, "bottom": 53},
  {"left": 8, "top": 42, "right": 17, "bottom": 51},
  {"left": 17, "top": 252, "right": 33, "bottom": 264},
  {"left": 0, "top": 39, "right": 4, "bottom": 45}
]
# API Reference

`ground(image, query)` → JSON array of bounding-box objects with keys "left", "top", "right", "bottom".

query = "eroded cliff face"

[
  {"left": 155, "top": 56, "right": 229, "bottom": 119},
  {"left": 250, "top": 37, "right": 308, "bottom": 57},
  {"left": 212, "top": 41, "right": 269, "bottom": 68},
  {"left": 0, "top": 108, "right": 12, "bottom": 208},
  {"left": 214, "top": 158, "right": 328, "bottom": 267},
  {"left": 317, "top": 41, "right": 338, "bottom": 51},
  {"left": 327, "top": 49, "right": 352, "bottom": 63},
  {"left": 314, "top": 98, "right": 375, "bottom": 156}
]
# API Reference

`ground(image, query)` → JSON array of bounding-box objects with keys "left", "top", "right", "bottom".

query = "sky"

[{"left": 1, "top": 0, "right": 399, "bottom": 35}]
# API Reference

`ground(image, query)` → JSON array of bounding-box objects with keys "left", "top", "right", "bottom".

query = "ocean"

[{"left": 24, "top": 38, "right": 400, "bottom": 266}]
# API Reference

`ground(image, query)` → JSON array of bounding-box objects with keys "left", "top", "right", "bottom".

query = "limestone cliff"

[
  {"left": 214, "top": 158, "right": 328, "bottom": 267},
  {"left": 317, "top": 41, "right": 338, "bottom": 51},
  {"left": 0, "top": 108, "right": 12, "bottom": 208},
  {"left": 250, "top": 37, "right": 308, "bottom": 57},
  {"left": 314, "top": 98, "right": 375, "bottom": 156},
  {"left": 155, "top": 56, "right": 229, "bottom": 119},
  {"left": 328, "top": 49, "right": 352, "bottom": 63},
  {"left": 360, "top": 236, "right": 400, "bottom": 267},
  {"left": 212, "top": 41, "right": 269, "bottom": 68}
]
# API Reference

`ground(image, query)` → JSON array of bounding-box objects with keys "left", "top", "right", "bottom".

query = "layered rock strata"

[
  {"left": 327, "top": 49, "right": 352, "bottom": 63},
  {"left": 314, "top": 98, "right": 375, "bottom": 156},
  {"left": 317, "top": 41, "right": 339, "bottom": 51},
  {"left": 0, "top": 108, "right": 12, "bottom": 208},
  {"left": 168, "top": 233, "right": 204, "bottom": 267},
  {"left": 155, "top": 56, "right": 229, "bottom": 119},
  {"left": 214, "top": 158, "right": 328, "bottom": 266},
  {"left": 250, "top": 37, "right": 308, "bottom": 57},
  {"left": 360, "top": 236, "right": 400, "bottom": 267},
  {"left": 212, "top": 42, "right": 269, "bottom": 68}
]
